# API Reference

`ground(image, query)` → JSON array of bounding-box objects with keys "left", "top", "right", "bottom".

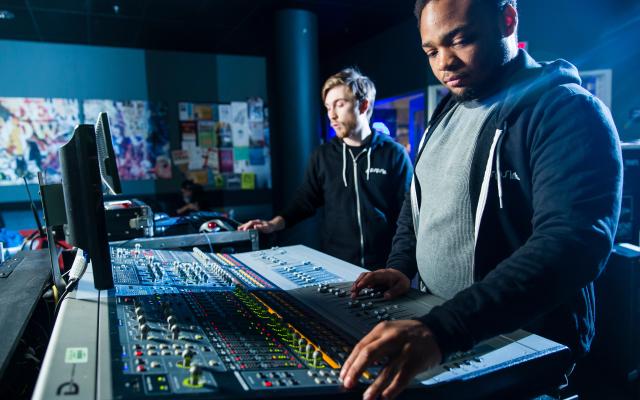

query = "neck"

[{"left": 342, "top": 122, "right": 371, "bottom": 147}]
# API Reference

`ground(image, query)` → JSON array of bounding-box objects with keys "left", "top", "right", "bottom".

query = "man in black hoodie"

[
  {"left": 239, "top": 69, "right": 413, "bottom": 270},
  {"left": 340, "top": 0, "right": 622, "bottom": 399}
]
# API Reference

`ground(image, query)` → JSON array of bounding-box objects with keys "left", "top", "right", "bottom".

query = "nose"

[
  {"left": 327, "top": 107, "right": 337, "bottom": 120},
  {"left": 436, "top": 48, "right": 459, "bottom": 72}
]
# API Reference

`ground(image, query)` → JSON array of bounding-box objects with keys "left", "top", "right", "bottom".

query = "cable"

[
  {"left": 200, "top": 230, "right": 215, "bottom": 254},
  {"left": 53, "top": 280, "right": 77, "bottom": 319}
]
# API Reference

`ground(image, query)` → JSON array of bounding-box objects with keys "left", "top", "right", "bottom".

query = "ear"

[
  {"left": 500, "top": 4, "right": 518, "bottom": 37},
  {"left": 358, "top": 99, "right": 370, "bottom": 116}
]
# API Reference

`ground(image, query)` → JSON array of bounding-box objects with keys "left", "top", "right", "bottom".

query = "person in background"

[
  {"left": 176, "top": 179, "right": 208, "bottom": 215},
  {"left": 239, "top": 68, "right": 413, "bottom": 270},
  {"left": 339, "top": 0, "right": 623, "bottom": 399}
]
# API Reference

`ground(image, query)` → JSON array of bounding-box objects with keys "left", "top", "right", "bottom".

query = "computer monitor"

[
  {"left": 95, "top": 112, "right": 122, "bottom": 195},
  {"left": 59, "top": 124, "right": 113, "bottom": 290}
]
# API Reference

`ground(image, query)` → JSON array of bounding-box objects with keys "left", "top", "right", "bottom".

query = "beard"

[{"left": 451, "top": 40, "right": 511, "bottom": 102}]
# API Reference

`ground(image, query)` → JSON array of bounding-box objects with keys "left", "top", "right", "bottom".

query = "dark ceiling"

[{"left": 0, "top": 0, "right": 417, "bottom": 56}]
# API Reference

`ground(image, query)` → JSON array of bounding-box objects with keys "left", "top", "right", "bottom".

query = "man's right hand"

[
  {"left": 238, "top": 216, "right": 285, "bottom": 233},
  {"left": 350, "top": 269, "right": 410, "bottom": 300}
]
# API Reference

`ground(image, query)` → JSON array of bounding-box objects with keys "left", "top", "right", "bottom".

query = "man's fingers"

[
  {"left": 239, "top": 219, "right": 268, "bottom": 231},
  {"left": 362, "top": 358, "right": 401, "bottom": 400},
  {"left": 350, "top": 271, "right": 390, "bottom": 298},
  {"left": 381, "top": 367, "right": 414, "bottom": 400},
  {"left": 341, "top": 336, "right": 387, "bottom": 389},
  {"left": 350, "top": 272, "right": 370, "bottom": 297}
]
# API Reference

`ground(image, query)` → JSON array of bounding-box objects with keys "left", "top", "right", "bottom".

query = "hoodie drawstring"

[
  {"left": 342, "top": 142, "right": 348, "bottom": 187},
  {"left": 366, "top": 148, "right": 371, "bottom": 180},
  {"left": 495, "top": 122, "right": 507, "bottom": 209}
]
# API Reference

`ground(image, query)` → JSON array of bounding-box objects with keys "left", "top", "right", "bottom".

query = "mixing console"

[
  {"left": 111, "top": 246, "right": 275, "bottom": 296},
  {"left": 233, "top": 245, "right": 361, "bottom": 290},
  {"left": 35, "top": 245, "right": 572, "bottom": 400}
]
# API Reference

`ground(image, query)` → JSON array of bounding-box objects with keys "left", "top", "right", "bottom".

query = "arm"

[
  {"left": 239, "top": 149, "right": 324, "bottom": 232},
  {"left": 419, "top": 90, "right": 623, "bottom": 357},
  {"left": 238, "top": 216, "right": 285, "bottom": 233}
]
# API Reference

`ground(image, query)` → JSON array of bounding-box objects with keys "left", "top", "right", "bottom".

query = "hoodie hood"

[
  {"left": 328, "top": 127, "right": 393, "bottom": 151},
  {"left": 429, "top": 49, "right": 583, "bottom": 130},
  {"left": 494, "top": 49, "right": 582, "bottom": 124}
]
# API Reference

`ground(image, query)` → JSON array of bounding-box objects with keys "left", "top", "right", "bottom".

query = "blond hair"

[{"left": 321, "top": 68, "right": 376, "bottom": 119}]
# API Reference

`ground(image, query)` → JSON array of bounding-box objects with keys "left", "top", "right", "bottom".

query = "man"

[
  {"left": 339, "top": 1, "right": 622, "bottom": 399},
  {"left": 239, "top": 68, "right": 412, "bottom": 270},
  {"left": 176, "top": 179, "right": 207, "bottom": 215}
]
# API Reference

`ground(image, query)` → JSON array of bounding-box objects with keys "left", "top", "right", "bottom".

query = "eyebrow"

[
  {"left": 325, "top": 97, "right": 350, "bottom": 107},
  {"left": 422, "top": 25, "right": 471, "bottom": 48}
]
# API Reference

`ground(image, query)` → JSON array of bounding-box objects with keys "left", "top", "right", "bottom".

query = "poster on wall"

[
  {"left": 83, "top": 99, "right": 171, "bottom": 180},
  {"left": 176, "top": 98, "right": 271, "bottom": 190},
  {"left": 0, "top": 97, "right": 80, "bottom": 185}
]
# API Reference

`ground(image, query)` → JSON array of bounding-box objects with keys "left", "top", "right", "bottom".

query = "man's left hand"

[{"left": 340, "top": 320, "right": 442, "bottom": 400}]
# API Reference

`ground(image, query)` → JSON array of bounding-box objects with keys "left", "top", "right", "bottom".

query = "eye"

[
  {"left": 453, "top": 35, "right": 474, "bottom": 47},
  {"left": 425, "top": 50, "right": 438, "bottom": 58}
]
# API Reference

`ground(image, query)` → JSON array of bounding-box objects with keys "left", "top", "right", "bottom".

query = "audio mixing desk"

[{"left": 34, "top": 245, "right": 571, "bottom": 399}]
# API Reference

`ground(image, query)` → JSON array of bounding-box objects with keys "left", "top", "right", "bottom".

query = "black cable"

[{"left": 53, "top": 279, "right": 78, "bottom": 319}]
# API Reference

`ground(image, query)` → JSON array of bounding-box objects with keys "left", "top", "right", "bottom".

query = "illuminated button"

[
  {"left": 160, "top": 344, "right": 169, "bottom": 350},
  {"left": 255, "top": 372, "right": 266, "bottom": 379},
  {"left": 307, "top": 370, "right": 317, "bottom": 377},
  {"left": 146, "top": 344, "right": 157, "bottom": 350},
  {"left": 262, "top": 381, "right": 273, "bottom": 387},
  {"left": 326, "top": 378, "right": 337, "bottom": 384},
  {"left": 136, "top": 365, "right": 146, "bottom": 372},
  {"left": 147, "top": 350, "right": 158, "bottom": 356},
  {"left": 318, "top": 370, "right": 327, "bottom": 377},
  {"left": 134, "top": 351, "right": 143, "bottom": 357},
  {"left": 161, "top": 351, "right": 172, "bottom": 356},
  {"left": 314, "top": 377, "right": 325, "bottom": 385},
  {"left": 195, "top": 335, "right": 203, "bottom": 340},
  {"left": 172, "top": 344, "right": 182, "bottom": 350},
  {"left": 150, "top": 361, "right": 160, "bottom": 368}
]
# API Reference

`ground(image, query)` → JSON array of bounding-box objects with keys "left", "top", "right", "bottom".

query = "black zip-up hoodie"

[
  {"left": 281, "top": 130, "right": 412, "bottom": 269},
  {"left": 387, "top": 50, "right": 623, "bottom": 360}
]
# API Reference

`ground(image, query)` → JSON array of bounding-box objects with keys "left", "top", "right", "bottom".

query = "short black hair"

[{"left": 414, "top": 0, "right": 517, "bottom": 21}]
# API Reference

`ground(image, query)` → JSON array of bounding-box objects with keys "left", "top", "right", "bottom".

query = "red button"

[
  {"left": 136, "top": 365, "right": 146, "bottom": 372},
  {"left": 135, "top": 351, "right": 143, "bottom": 357},
  {"left": 263, "top": 381, "right": 272, "bottom": 387}
]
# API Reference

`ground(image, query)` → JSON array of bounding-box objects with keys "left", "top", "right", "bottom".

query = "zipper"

[{"left": 349, "top": 148, "right": 368, "bottom": 269}]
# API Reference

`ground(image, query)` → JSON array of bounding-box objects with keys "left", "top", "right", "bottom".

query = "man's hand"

[
  {"left": 238, "top": 215, "right": 285, "bottom": 233},
  {"left": 351, "top": 269, "right": 410, "bottom": 300},
  {"left": 340, "top": 320, "right": 442, "bottom": 400}
]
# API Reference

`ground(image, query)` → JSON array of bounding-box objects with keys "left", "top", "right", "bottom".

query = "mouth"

[{"left": 444, "top": 75, "right": 467, "bottom": 88}]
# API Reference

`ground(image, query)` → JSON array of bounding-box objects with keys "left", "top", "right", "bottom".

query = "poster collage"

[
  {"left": 174, "top": 97, "right": 271, "bottom": 190},
  {"left": 0, "top": 96, "right": 271, "bottom": 191}
]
